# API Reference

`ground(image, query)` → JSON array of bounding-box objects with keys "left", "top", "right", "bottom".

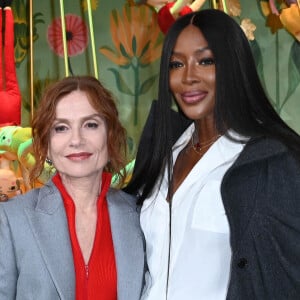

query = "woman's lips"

[
  {"left": 181, "top": 91, "right": 207, "bottom": 104},
  {"left": 66, "top": 152, "right": 92, "bottom": 160}
]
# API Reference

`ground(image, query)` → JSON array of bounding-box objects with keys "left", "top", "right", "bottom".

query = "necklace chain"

[{"left": 191, "top": 134, "right": 221, "bottom": 154}]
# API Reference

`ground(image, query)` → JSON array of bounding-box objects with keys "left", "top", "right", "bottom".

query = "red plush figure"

[
  {"left": 0, "top": 0, "right": 21, "bottom": 126},
  {"left": 157, "top": 1, "right": 193, "bottom": 34},
  {"left": 141, "top": 0, "right": 206, "bottom": 34}
]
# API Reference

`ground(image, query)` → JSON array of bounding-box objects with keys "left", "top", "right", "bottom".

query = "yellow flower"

[
  {"left": 280, "top": 4, "right": 300, "bottom": 41},
  {"left": 99, "top": 4, "right": 162, "bottom": 67},
  {"left": 240, "top": 18, "right": 257, "bottom": 40},
  {"left": 221, "top": 0, "right": 242, "bottom": 17},
  {"left": 81, "top": 0, "right": 99, "bottom": 11}
]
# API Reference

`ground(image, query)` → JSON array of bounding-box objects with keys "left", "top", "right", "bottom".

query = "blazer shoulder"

[
  {"left": 0, "top": 180, "right": 59, "bottom": 214},
  {"left": 0, "top": 188, "right": 40, "bottom": 212},
  {"left": 107, "top": 188, "right": 139, "bottom": 212}
]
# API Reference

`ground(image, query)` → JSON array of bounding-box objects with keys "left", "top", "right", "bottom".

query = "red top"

[
  {"left": 53, "top": 172, "right": 117, "bottom": 300},
  {"left": 157, "top": 2, "right": 193, "bottom": 34}
]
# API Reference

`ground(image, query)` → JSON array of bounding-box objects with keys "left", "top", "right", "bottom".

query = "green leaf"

[
  {"left": 139, "top": 75, "right": 157, "bottom": 95},
  {"left": 108, "top": 68, "right": 134, "bottom": 96},
  {"left": 120, "top": 43, "right": 130, "bottom": 59},
  {"left": 284, "top": 41, "right": 300, "bottom": 101},
  {"left": 132, "top": 36, "right": 137, "bottom": 56},
  {"left": 99, "top": 45, "right": 116, "bottom": 54},
  {"left": 111, "top": 9, "right": 118, "bottom": 25},
  {"left": 249, "top": 39, "right": 267, "bottom": 90}
]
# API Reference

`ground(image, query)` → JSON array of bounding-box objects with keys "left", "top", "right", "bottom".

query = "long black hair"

[{"left": 124, "top": 9, "right": 300, "bottom": 202}]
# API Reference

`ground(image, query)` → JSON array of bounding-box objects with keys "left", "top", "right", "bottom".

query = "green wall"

[{"left": 14, "top": 0, "right": 300, "bottom": 159}]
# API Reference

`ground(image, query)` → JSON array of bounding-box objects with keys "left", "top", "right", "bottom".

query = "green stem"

[
  {"left": 132, "top": 63, "right": 140, "bottom": 126},
  {"left": 68, "top": 57, "right": 74, "bottom": 76},
  {"left": 275, "top": 32, "right": 280, "bottom": 113}
]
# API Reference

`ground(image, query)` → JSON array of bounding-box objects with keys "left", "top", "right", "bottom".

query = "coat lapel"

[
  {"left": 25, "top": 182, "right": 75, "bottom": 299},
  {"left": 221, "top": 137, "right": 288, "bottom": 250},
  {"left": 107, "top": 190, "right": 145, "bottom": 300}
]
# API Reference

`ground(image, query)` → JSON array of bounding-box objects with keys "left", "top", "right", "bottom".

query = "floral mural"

[
  {"left": 12, "top": 0, "right": 44, "bottom": 67},
  {"left": 7, "top": 0, "right": 300, "bottom": 144},
  {"left": 258, "top": 0, "right": 300, "bottom": 114},
  {"left": 47, "top": 14, "right": 89, "bottom": 75},
  {"left": 99, "top": 2, "right": 163, "bottom": 125}
]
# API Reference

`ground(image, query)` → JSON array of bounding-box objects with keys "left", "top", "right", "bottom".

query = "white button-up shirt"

[{"left": 141, "top": 125, "right": 246, "bottom": 300}]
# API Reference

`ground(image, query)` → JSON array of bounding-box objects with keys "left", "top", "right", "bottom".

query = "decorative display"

[{"left": 0, "top": 5, "right": 21, "bottom": 126}]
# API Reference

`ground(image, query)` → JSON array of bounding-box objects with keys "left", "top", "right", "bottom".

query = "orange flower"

[
  {"left": 280, "top": 4, "right": 300, "bottom": 41},
  {"left": 99, "top": 4, "right": 162, "bottom": 67}
]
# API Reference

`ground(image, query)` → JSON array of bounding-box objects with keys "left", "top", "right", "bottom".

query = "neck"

[
  {"left": 60, "top": 173, "right": 102, "bottom": 209},
  {"left": 193, "top": 119, "right": 219, "bottom": 142},
  {"left": 191, "top": 120, "right": 220, "bottom": 154}
]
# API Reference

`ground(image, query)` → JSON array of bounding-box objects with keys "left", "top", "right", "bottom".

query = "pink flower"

[{"left": 47, "top": 14, "right": 89, "bottom": 57}]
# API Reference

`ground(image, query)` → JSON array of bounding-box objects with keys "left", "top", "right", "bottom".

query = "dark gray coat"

[{"left": 223, "top": 137, "right": 300, "bottom": 299}]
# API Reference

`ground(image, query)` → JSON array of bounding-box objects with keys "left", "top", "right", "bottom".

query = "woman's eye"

[
  {"left": 169, "top": 61, "right": 183, "bottom": 69},
  {"left": 54, "top": 125, "right": 68, "bottom": 133},
  {"left": 85, "top": 122, "right": 99, "bottom": 129},
  {"left": 199, "top": 57, "right": 215, "bottom": 66}
]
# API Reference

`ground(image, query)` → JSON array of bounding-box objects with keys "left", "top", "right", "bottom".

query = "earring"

[{"left": 45, "top": 157, "right": 53, "bottom": 166}]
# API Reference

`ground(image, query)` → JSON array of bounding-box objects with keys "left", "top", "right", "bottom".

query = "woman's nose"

[
  {"left": 182, "top": 63, "right": 200, "bottom": 84},
  {"left": 69, "top": 128, "right": 84, "bottom": 147}
]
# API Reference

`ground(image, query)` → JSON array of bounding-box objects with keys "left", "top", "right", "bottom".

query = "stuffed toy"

[
  {"left": 0, "top": 0, "right": 21, "bottom": 126},
  {"left": 141, "top": 0, "right": 206, "bottom": 34},
  {"left": 0, "top": 155, "right": 22, "bottom": 201},
  {"left": 0, "top": 126, "right": 55, "bottom": 190},
  {"left": 111, "top": 159, "right": 136, "bottom": 188},
  {"left": 0, "top": 126, "right": 33, "bottom": 190}
]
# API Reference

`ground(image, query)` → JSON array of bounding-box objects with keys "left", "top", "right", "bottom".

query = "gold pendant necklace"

[{"left": 191, "top": 134, "right": 221, "bottom": 154}]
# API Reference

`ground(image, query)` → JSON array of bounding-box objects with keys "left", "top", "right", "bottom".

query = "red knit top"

[{"left": 53, "top": 172, "right": 117, "bottom": 300}]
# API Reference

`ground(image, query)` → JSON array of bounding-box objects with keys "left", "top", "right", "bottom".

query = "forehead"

[
  {"left": 173, "top": 25, "right": 209, "bottom": 52},
  {"left": 55, "top": 90, "right": 98, "bottom": 118}
]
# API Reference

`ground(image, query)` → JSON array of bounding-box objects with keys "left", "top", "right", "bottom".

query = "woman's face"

[
  {"left": 48, "top": 90, "right": 108, "bottom": 181},
  {"left": 169, "top": 24, "right": 216, "bottom": 122}
]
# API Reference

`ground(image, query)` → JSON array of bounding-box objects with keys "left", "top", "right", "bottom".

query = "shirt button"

[{"left": 237, "top": 258, "right": 248, "bottom": 268}]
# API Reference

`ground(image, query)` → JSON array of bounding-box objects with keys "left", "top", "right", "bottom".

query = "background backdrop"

[{"left": 13, "top": 0, "right": 300, "bottom": 159}]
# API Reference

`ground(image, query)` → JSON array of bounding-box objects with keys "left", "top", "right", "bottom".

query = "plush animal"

[
  {"left": 0, "top": 126, "right": 55, "bottom": 190},
  {"left": 0, "top": 0, "right": 21, "bottom": 126},
  {"left": 0, "top": 154, "right": 23, "bottom": 201},
  {"left": 141, "top": 0, "right": 206, "bottom": 34},
  {"left": 111, "top": 159, "right": 136, "bottom": 188}
]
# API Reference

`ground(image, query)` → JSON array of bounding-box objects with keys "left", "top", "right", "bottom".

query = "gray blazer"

[{"left": 0, "top": 180, "right": 145, "bottom": 300}]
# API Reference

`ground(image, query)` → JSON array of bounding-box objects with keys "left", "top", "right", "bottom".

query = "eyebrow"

[
  {"left": 171, "top": 46, "right": 211, "bottom": 55},
  {"left": 53, "top": 113, "right": 103, "bottom": 123}
]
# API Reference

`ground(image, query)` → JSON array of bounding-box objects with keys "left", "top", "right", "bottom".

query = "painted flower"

[
  {"left": 12, "top": 0, "right": 44, "bottom": 67},
  {"left": 219, "top": 0, "right": 242, "bottom": 17},
  {"left": 259, "top": 0, "right": 300, "bottom": 40},
  {"left": 99, "top": 4, "right": 162, "bottom": 67},
  {"left": 240, "top": 18, "right": 257, "bottom": 41},
  {"left": 47, "top": 14, "right": 89, "bottom": 57},
  {"left": 81, "top": 0, "right": 99, "bottom": 11},
  {"left": 99, "top": 3, "right": 163, "bottom": 125},
  {"left": 280, "top": 4, "right": 300, "bottom": 41}
]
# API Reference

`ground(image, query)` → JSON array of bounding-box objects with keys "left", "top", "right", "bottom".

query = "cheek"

[
  {"left": 48, "top": 136, "right": 65, "bottom": 155},
  {"left": 207, "top": 72, "right": 216, "bottom": 86},
  {"left": 94, "top": 132, "right": 108, "bottom": 152},
  {"left": 169, "top": 72, "right": 180, "bottom": 93}
]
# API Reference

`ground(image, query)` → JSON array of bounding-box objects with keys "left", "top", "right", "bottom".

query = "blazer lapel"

[
  {"left": 25, "top": 182, "right": 75, "bottom": 299},
  {"left": 107, "top": 190, "right": 145, "bottom": 300}
]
